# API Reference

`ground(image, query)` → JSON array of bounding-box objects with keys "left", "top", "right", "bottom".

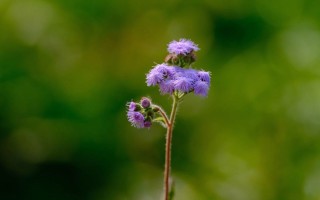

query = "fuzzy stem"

[
  {"left": 164, "top": 95, "right": 179, "bottom": 200},
  {"left": 154, "top": 105, "right": 170, "bottom": 127}
]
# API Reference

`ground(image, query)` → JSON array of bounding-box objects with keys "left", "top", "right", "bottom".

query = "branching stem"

[{"left": 154, "top": 105, "right": 170, "bottom": 127}]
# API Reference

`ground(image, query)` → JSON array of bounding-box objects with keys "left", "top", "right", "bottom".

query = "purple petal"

[
  {"left": 127, "top": 111, "right": 145, "bottom": 128},
  {"left": 198, "top": 70, "right": 211, "bottom": 84},
  {"left": 167, "top": 39, "right": 200, "bottom": 55},
  {"left": 174, "top": 77, "right": 194, "bottom": 93},
  {"left": 128, "top": 101, "right": 137, "bottom": 111},
  {"left": 159, "top": 80, "right": 175, "bottom": 94},
  {"left": 194, "top": 80, "right": 209, "bottom": 96},
  {"left": 146, "top": 64, "right": 175, "bottom": 86},
  {"left": 183, "top": 68, "right": 199, "bottom": 81},
  {"left": 154, "top": 64, "right": 175, "bottom": 78},
  {"left": 146, "top": 70, "right": 163, "bottom": 86}
]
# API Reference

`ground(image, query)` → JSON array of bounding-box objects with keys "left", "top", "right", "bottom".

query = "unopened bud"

[
  {"left": 144, "top": 120, "right": 152, "bottom": 128},
  {"left": 141, "top": 97, "right": 151, "bottom": 108}
]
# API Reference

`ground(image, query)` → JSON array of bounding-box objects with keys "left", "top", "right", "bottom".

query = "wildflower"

[
  {"left": 198, "top": 70, "right": 211, "bottom": 84},
  {"left": 146, "top": 69, "right": 163, "bottom": 86},
  {"left": 126, "top": 98, "right": 157, "bottom": 128},
  {"left": 154, "top": 63, "right": 175, "bottom": 78},
  {"left": 167, "top": 39, "right": 199, "bottom": 55},
  {"left": 183, "top": 68, "right": 199, "bottom": 81},
  {"left": 159, "top": 80, "right": 175, "bottom": 94},
  {"left": 146, "top": 64, "right": 173, "bottom": 86},
  {"left": 128, "top": 101, "right": 137, "bottom": 111},
  {"left": 173, "top": 77, "right": 194, "bottom": 93},
  {"left": 127, "top": 38, "right": 212, "bottom": 200},
  {"left": 146, "top": 64, "right": 211, "bottom": 97},
  {"left": 127, "top": 111, "right": 145, "bottom": 128},
  {"left": 194, "top": 80, "right": 209, "bottom": 96}
]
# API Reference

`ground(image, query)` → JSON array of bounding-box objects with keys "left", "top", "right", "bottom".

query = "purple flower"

[
  {"left": 194, "top": 80, "right": 209, "bottom": 96},
  {"left": 146, "top": 64, "right": 211, "bottom": 97},
  {"left": 167, "top": 39, "right": 200, "bottom": 55},
  {"left": 141, "top": 97, "right": 151, "bottom": 108},
  {"left": 154, "top": 64, "right": 175, "bottom": 78},
  {"left": 172, "top": 66, "right": 184, "bottom": 73},
  {"left": 146, "top": 70, "right": 163, "bottom": 86},
  {"left": 159, "top": 80, "right": 175, "bottom": 94},
  {"left": 127, "top": 111, "right": 145, "bottom": 128},
  {"left": 128, "top": 101, "right": 137, "bottom": 111},
  {"left": 146, "top": 64, "right": 174, "bottom": 86},
  {"left": 183, "top": 68, "right": 199, "bottom": 81},
  {"left": 173, "top": 77, "right": 194, "bottom": 93},
  {"left": 198, "top": 70, "right": 211, "bottom": 84}
]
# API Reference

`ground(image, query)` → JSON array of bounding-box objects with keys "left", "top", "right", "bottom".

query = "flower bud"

[
  {"left": 144, "top": 120, "right": 152, "bottom": 128},
  {"left": 141, "top": 97, "right": 151, "bottom": 108}
]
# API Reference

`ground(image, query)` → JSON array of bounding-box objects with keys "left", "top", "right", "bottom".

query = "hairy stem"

[
  {"left": 164, "top": 95, "right": 179, "bottom": 200},
  {"left": 154, "top": 105, "right": 170, "bottom": 127}
]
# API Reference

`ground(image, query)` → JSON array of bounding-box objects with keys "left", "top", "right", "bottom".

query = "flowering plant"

[{"left": 127, "top": 39, "right": 211, "bottom": 200}]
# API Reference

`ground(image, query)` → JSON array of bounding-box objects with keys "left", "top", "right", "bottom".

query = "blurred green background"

[{"left": 1, "top": 0, "right": 320, "bottom": 199}]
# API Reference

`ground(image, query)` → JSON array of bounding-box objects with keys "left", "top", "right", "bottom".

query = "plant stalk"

[
  {"left": 153, "top": 105, "right": 170, "bottom": 127},
  {"left": 164, "top": 95, "right": 179, "bottom": 200}
]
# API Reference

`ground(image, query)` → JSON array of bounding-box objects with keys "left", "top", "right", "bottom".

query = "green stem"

[{"left": 164, "top": 95, "right": 179, "bottom": 200}]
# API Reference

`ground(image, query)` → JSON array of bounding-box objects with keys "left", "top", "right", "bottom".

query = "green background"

[{"left": 1, "top": 0, "right": 320, "bottom": 199}]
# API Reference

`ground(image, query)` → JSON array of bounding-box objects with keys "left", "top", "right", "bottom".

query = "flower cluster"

[
  {"left": 146, "top": 39, "right": 210, "bottom": 97},
  {"left": 146, "top": 64, "right": 211, "bottom": 96},
  {"left": 165, "top": 39, "right": 200, "bottom": 66},
  {"left": 167, "top": 39, "right": 199, "bottom": 55},
  {"left": 127, "top": 97, "right": 155, "bottom": 128},
  {"left": 127, "top": 39, "right": 211, "bottom": 129}
]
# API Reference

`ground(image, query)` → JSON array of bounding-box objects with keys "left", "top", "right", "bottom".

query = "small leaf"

[{"left": 153, "top": 117, "right": 167, "bottom": 128}]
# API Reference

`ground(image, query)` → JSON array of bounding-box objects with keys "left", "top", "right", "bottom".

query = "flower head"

[
  {"left": 159, "top": 80, "right": 175, "bottom": 94},
  {"left": 183, "top": 68, "right": 199, "bottom": 81},
  {"left": 146, "top": 40, "right": 210, "bottom": 97},
  {"left": 194, "top": 80, "right": 209, "bottom": 97},
  {"left": 146, "top": 64, "right": 174, "bottom": 86},
  {"left": 128, "top": 101, "right": 138, "bottom": 111},
  {"left": 146, "top": 64, "right": 211, "bottom": 96},
  {"left": 173, "top": 77, "right": 194, "bottom": 93},
  {"left": 198, "top": 70, "right": 211, "bottom": 84},
  {"left": 146, "top": 69, "right": 163, "bottom": 86},
  {"left": 167, "top": 39, "right": 200, "bottom": 55},
  {"left": 128, "top": 38, "right": 212, "bottom": 131},
  {"left": 127, "top": 111, "right": 145, "bottom": 128},
  {"left": 154, "top": 64, "right": 175, "bottom": 78},
  {"left": 126, "top": 98, "right": 157, "bottom": 128}
]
